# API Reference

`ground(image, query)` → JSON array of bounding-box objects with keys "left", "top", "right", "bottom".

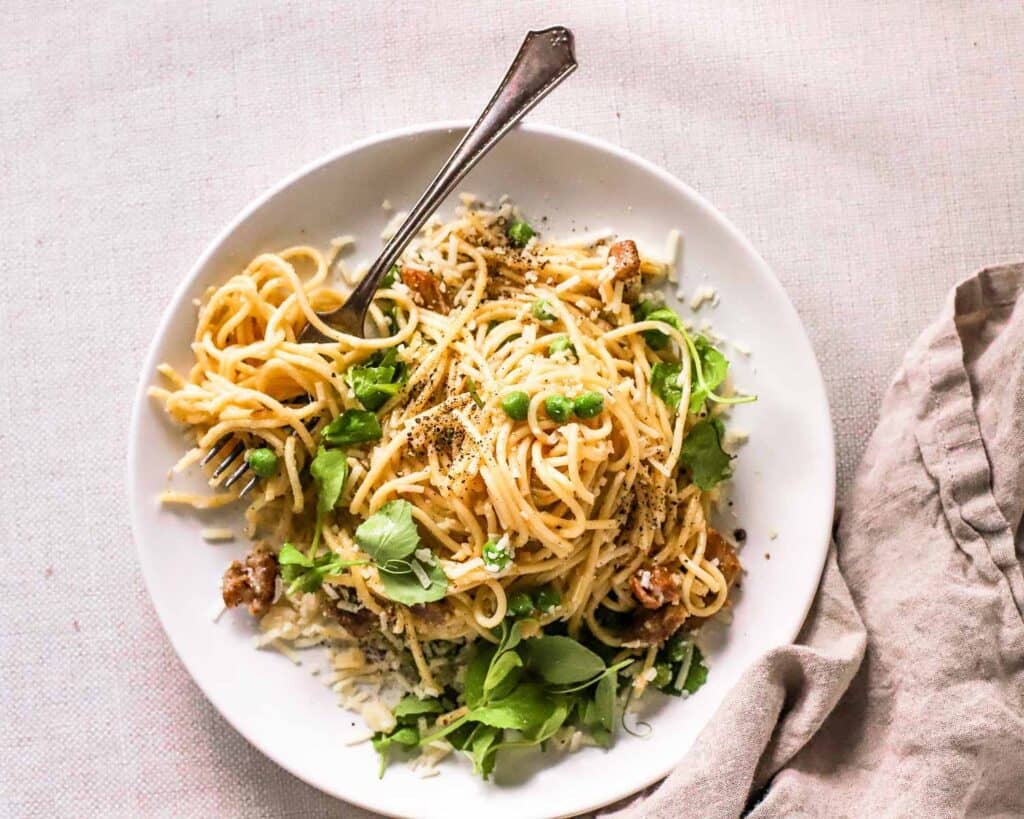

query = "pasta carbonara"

[{"left": 151, "top": 198, "right": 750, "bottom": 777}]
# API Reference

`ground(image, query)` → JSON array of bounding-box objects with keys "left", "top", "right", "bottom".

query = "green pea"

[
  {"left": 508, "top": 591, "right": 534, "bottom": 618},
  {"left": 531, "top": 299, "right": 555, "bottom": 321},
  {"left": 246, "top": 447, "right": 278, "bottom": 478},
  {"left": 652, "top": 663, "right": 674, "bottom": 689},
  {"left": 548, "top": 336, "right": 574, "bottom": 357},
  {"left": 544, "top": 394, "right": 573, "bottom": 423},
  {"left": 633, "top": 299, "right": 658, "bottom": 320},
  {"left": 534, "top": 584, "right": 561, "bottom": 612},
  {"left": 506, "top": 219, "right": 535, "bottom": 248},
  {"left": 501, "top": 390, "right": 530, "bottom": 421},
  {"left": 573, "top": 391, "right": 604, "bottom": 419},
  {"left": 482, "top": 538, "right": 510, "bottom": 571},
  {"left": 664, "top": 634, "right": 688, "bottom": 663}
]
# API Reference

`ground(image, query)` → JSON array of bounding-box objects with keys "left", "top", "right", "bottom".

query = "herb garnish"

[
  {"left": 378, "top": 621, "right": 634, "bottom": 780},
  {"left": 355, "top": 500, "right": 448, "bottom": 604},
  {"left": 649, "top": 335, "right": 729, "bottom": 414},
  {"left": 277, "top": 542, "right": 366, "bottom": 595},
  {"left": 370, "top": 694, "right": 441, "bottom": 777},
  {"left": 307, "top": 446, "right": 349, "bottom": 555},
  {"left": 652, "top": 636, "right": 709, "bottom": 696},
  {"left": 322, "top": 409, "right": 383, "bottom": 447},
  {"left": 679, "top": 418, "right": 733, "bottom": 490},
  {"left": 686, "top": 335, "right": 729, "bottom": 412},
  {"left": 344, "top": 349, "right": 408, "bottom": 412},
  {"left": 650, "top": 361, "right": 684, "bottom": 410}
]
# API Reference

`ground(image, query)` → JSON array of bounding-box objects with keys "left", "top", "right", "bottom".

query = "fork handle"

[{"left": 339, "top": 26, "right": 577, "bottom": 331}]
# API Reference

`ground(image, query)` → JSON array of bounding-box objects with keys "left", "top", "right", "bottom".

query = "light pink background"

[{"left": 3, "top": 2, "right": 1023, "bottom": 816}]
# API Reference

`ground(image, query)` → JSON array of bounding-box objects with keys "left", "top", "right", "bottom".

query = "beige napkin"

[{"left": 609, "top": 263, "right": 1024, "bottom": 818}]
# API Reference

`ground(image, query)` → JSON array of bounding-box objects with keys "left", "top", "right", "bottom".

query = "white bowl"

[{"left": 128, "top": 122, "right": 834, "bottom": 819}]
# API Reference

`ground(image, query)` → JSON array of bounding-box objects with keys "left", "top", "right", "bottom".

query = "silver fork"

[
  {"left": 200, "top": 437, "right": 259, "bottom": 497},
  {"left": 298, "top": 25, "right": 576, "bottom": 342},
  {"left": 205, "top": 26, "right": 576, "bottom": 496},
  {"left": 201, "top": 412, "right": 319, "bottom": 497}
]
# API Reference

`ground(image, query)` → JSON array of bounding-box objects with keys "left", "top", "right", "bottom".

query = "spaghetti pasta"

[{"left": 152, "top": 199, "right": 748, "bottom": 770}]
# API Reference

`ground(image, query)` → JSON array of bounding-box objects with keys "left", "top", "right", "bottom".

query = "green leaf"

[
  {"left": 278, "top": 542, "right": 365, "bottom": 595},
  {"left": 307, "top": 446, "right": 350, "bottom": 555},
  {"left": 593, "top": 673, "right": 616, "bottom": 733},
  {"left": 310, "top": 448, "right": 349, "bottom": 523},
  {"left": 378, "top": 558, "right": 448, "bottom": 605},
  {"left": 467, "top": 682, "right": 556, "bottom": 733},
  {"left": 444, "top": 720, "right": 478, "bottom": 751},
  {"left": 650, "top": 361, "right": 684, "bottom": 410},
  {"left": 355, "top": 499, "right": 421, "bottom": 564},
  {"left": 344, "top": 349, "right": 408, "bottom": 411},
  {"left": 522, "top": 636, "right": 606, "bottom": 685},
  {"left": 392, "top": 695, "right": 444, "bottom": 722},
  {"left": 679, "top": 418, "right": 733, "bottom": 490},
  {"left": 682, "top": 646, "right": 709, "bottom": 694},
  {"left": 470, "top": 725, "right": 502, "bottom": 780},
  {"left": 523, "top": 698, "right": 571, "bottom": 743},
  {"left": 495, "top": 619, "right": 522, "bottom": 656},
  {"left": 688, "top": 335, "right": 729, "bottom": 413},
  {"left": 635, "top": 304, "right": 683, "bottom": 350},
  {"left": 464, "top": 644, "right": 497, "bottom": 709},
  {"left": 483, "top": 650, "right": 523, "bottom": 700},
  {"left": 646, "top": 307, "right": 684, "bottom": 331},
  {"left": 550, "top": 658, "right": 634, "bottom": 694},
  {"left": 322, "top": 409, "right": 383, "bottom": 447},
  {"left": 278, "top": 542, "right": 313, "bottom": 569},
  {"left": 372, "top": 725, "right": 420, "bottom": 778},
  {"left": 388, "top": 726, "right": 420, "bottom": 747}
]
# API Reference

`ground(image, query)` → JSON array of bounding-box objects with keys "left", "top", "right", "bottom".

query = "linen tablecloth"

[{"left": 3, "top": 2, "right": 1023, "bottom": 816}]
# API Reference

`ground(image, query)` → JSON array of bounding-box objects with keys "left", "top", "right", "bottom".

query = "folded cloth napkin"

[{"left": 608, "top": 263, "right": 1024, "bottom": 818}]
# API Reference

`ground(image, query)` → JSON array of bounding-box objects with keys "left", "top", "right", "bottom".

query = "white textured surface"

[{"left": 2, "top": 2, "right": 1022, "bottom": 816}]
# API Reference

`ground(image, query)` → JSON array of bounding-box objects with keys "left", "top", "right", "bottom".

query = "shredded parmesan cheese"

[{"left": 201, "top": 527, "right": 235, "bottom": 542}]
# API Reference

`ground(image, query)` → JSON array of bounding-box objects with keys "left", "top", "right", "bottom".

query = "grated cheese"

[
  {"left": 409, "top": 560, "right": 432, "bottom": 589},
  {"left": 690, "top": 286, "right": 718, "bottom": 310},
  {"left": 201, "top": 527, "right": 235, "bottom": 542},
  {"left": 665, "top": 228, "right": 681, "bottom": 283}
]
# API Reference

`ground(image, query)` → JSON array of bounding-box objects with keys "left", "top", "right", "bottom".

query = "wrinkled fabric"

[{"left": 613, "top": 264, "right": 1024, "bottom": 818}]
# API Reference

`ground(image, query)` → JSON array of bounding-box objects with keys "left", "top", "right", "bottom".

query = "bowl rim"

[{"left": 127, "top": 119, "right": 836, "bottom": 817}]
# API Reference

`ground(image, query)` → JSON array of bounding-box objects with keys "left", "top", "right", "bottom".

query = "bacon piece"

[
  {"left": 629, "top": 565, "right": 682, "bottom": 610},
  {"left": 608, "top": 240, "right": 640, "bottom": 280},
  {"left": 222, "top": 550, "right": 278, "bottom": 616},
  {"left": 705, "top": 528, "right": 742, "bottom": 588},
  {"left": 608, "top": 239, "right": 642, "bottom": 303},
  {"left": 623, "top": 603, "right": 689, "bottom": 646},
  {"left": 401, "top": 266, "right": 449, "bottom": 314},
  {"left": 624, "top": 530, "right": 742, "bottom": 644}
]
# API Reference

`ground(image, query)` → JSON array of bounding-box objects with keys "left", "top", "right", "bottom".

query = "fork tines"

[{"left": 200, "top": 414, "right": 318, "bottom": 499}]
